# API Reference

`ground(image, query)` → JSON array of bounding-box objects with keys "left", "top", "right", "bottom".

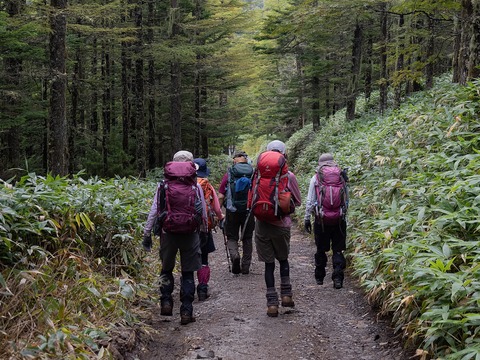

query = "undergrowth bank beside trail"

[{"left": 285, "top": 75, "right": 480, "bottom": 359}]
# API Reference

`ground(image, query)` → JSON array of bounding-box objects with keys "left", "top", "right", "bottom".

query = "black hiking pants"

[
  {"left": 225, "top": 210, "right": 255, "bottom": 269},
  {"left": 314, "top": 220, "right": 347, "bottom": 282}
]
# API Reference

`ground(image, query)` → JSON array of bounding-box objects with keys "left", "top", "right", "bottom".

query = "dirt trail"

[{"left": 125, "top": 226, "right": 413, "bottom": 360}]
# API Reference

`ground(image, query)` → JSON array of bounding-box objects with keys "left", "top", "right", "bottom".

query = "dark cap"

[
  {"left": 233, "top": 151, "right": 248, "bottom": 159},
  {"left": 193, "top": 158, "right": 210, "bottom": 178}
]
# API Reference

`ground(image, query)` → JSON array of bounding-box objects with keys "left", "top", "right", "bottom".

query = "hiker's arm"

[
  {"left": 304, "top": 176, "right": 317, "bottom": 221},
  {"left": 211, "top": 186, "right": 225, "bottom": 220},
  {"left": 197, "top": 183, "right": 208, "bottom": 231},
  {"left": 144, "top": 185, "right": 160, "bottom": 236},
  {"left": 288, "top": 172, "right": 302, "bottom": 207},
  {"left": 217, "top": 173, "right": 228, "bottom": 208}
]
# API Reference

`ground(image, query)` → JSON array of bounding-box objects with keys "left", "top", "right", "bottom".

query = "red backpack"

[
  {"left": 314, "top": 165, "right": 347, "bottom": 225},
  {"left": 197, "top": 177, "right": 218, "bottom": 231},
  {"left": 158, "top": 161, "right": 202, "bottom": 234},
  {"left": 248, "top": 151, "right": 295, "bottom": 222}
]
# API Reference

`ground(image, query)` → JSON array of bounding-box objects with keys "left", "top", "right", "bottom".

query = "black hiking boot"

[
  {"left": 160, "top": 300, "right": 173, "bottom": 316},
  {"left": 180, "top": 311, "right": 196, "bottom": 325},
  {"left": 316, "top": 278, "right": 324, "bottom": 285},
  {"left": 241, "top": 266, "right": 250, "bottom": 275},
  {"left": 232, "top": 257, "right": 241, "bottom": 274},
  {"left": 197, "top": 284, "right": 209, "bottom": 301},
  {"left": 333, "top": 278, "right": 343, "bottom": 289}
]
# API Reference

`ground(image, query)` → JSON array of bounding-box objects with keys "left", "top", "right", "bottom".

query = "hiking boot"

[
  {"left": 232, "top": 257, "right": 241, "bottom": 274},
  {"left": 197, "top": 290, "right": 209, "bottom": 301},
  {"left": 196, "top": 283, "right": 209, "bottom": 302},
  {"left": 281, "top": 296, "right": 295, "bottom": 308},
  {"left": 316, "top": 278, "right": 324, "bottom": 285},
  {"left": 160, "top": 301, "right": 173, "bottom": 316},
  {"left": 241, "top": 266, "right": 250, "bottom": 275},
  {"left": 333, "top": 279, "right": 343, "bottom": 289},
  {"left": 180, "top": 312, "right": 196, "bottom": 325},
  {"left": 267, "top": 305, "right": 278, "bottom": 317}
]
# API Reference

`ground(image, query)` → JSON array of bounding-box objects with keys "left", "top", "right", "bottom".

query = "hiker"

[
  {"left": 248, "top": 140, "right": 301, "bottom": 317},
  {"left": 193, "top": 157, "right": 225, "bottom": 301},
  {"left": 142, "top": 150, "right": 207, "bottom": 325},
  {"left": 218, "top": 151, "right": 255, "bottom": 275},
  {"left": 304, "top": 153, "right": 348, "bottom": 289}
]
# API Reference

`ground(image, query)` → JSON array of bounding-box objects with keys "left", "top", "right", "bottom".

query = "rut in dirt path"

[{"left": 127, "top": 226, "right": 414, "bottom": 360}]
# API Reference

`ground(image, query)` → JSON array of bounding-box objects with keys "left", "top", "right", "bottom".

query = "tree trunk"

[
  {"left": 311, "top": 75, "right": 320, "bottom": 131},
  {"left": 393, "top": 14, "right": 404, "bottom": 109},
  {"left": 148, "top": 59, "right": 156, "bottom": 168},
  {"left": 325, "top": 77, "right": 331, "bottom": 119},
  {"left": 101, "top": 46, "right": 112, "bottom": 175},
  {"left": 170, "top": 0, "right": 182, "bottom": 154},
  {"left": 425, "top": 17, "right": 434, "bottom": 89},
  {"left": 2, "top": 0, "right": 24, "bottom": 177},
  {"left": 379, "top": 3, "right": 388, "bottom": 115},
  {"left": 364, "top": 33, "right": 373, "bottom": 103},
  {"left": 346, "top": 21, "right": 362, "bottom": 121},
  {"left": 135, "top": 0, "right": 146, "bottom": 177},
  {"left": 295, "top": 53, "right": 305, "bottom": 129},
  {"left": 467, "top": 0, "right": 480, "bottom": 80},
  {"left": 452, "top": 13, "right": 462, "bottom": 83},
  {"left": 458, "top": 0, "right": 473, "bottom": 85},
  {"left": 147, "top": 0, "right": 156, "bottom": 168},
  {"left": 121, "top": 44, "right": 131, "bottom": 157},
  {"left": 91, "top": 38, "right": 99, "bottom": 148},
  {"left": 48, "top": 0, "right": 68, "bottom": 176},
  {"left": 194, "top": 57, "right": 201, "bottom": 156},
  {"left": 70, "top": 51, "right": 80, "bottom": 173}
]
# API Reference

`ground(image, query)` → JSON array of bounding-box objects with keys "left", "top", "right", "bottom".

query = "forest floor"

[{"left": 119, "top": 225, "right": 416, "bottom": 360}]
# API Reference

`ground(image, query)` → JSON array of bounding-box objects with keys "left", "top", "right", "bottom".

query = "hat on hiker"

[
  {"left": 173, "top": 150, "right": 194, "bottom": 162},
  {"left": 266, "top": 140, "right": 286, "bottom": 155},
  {"left": 193, "top": 158, "right": 210, "bottom": 178},
  {"left": 318, "top": 153, "right": 336, "bottom": 168},
  {"left": 233, "top": 151, "right": 247, "bottom": 159}
]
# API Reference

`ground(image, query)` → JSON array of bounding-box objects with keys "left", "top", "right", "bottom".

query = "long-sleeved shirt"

[
  {"left": 143, "top": 182, "right": 208, "bottom": 236},
  {"left": 304, "top": 174, "right": 319, "bottom": 222}
]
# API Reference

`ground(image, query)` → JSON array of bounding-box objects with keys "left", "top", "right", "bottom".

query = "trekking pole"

[
  {"left": 222, "top": 227, "right": 232, "bottom": 273},
  {"left": 239, "top": 209, "right": 252, "bottom": 243}
]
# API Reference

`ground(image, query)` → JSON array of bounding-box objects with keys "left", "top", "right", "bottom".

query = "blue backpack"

[{"left": 225, "top": 162, "right": 253, "bottom": 213}]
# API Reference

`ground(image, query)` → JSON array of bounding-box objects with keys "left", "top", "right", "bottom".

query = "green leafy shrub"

[
  {"left": 292, "top": 75, "right": 480, "bottom": 358},
  {"left": 0, "top": 173, "right": 156, "bottom": 358}
]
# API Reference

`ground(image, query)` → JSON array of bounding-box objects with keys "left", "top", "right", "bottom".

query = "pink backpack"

[
  {"left": 314, "top": 166, "right": 347, "bottom": 225},
  {"left": 158, "top": 161, "right": 202, "bottom": 234}
]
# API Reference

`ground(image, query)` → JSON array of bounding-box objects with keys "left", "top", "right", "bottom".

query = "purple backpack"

[
  {"left": 314, "top": 166, "right": 347, "bottom": 225},
  {"left": 159, "top": 161, "right": 201, "bottom": 234}
]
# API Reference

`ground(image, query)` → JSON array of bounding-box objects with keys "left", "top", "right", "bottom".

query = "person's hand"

[
  {"left": 142, "top": 234, "right": 152, "bottom": 252},
  {"left": 304, "top": 219, "right": 312, "bottom": 234},
  {"left": 219, "top": 218, "right": 225, "bottom": 230}
]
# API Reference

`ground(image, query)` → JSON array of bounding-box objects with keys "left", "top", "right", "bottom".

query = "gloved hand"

[
  {"left": 142, "top": 234, "right": 152, "bottom": 252},
  {"left": 304, "top": 219, "right": 312, "bottom": 234},
  {"left": 219, "top": 218, "right": 225, "bottom": 230}
]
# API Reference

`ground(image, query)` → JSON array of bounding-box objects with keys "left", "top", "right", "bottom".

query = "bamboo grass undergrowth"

[
  {"left": 288, "top": 74, "right": 480, "bottom": 359},
  {"left": 0, "top": 174, "right": 158, "bottom": 358}
]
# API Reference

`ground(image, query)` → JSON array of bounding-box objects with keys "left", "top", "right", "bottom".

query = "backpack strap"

[
  {"left": 314, "top": 172, "right": 325, "bottom": 230},
  {"left": 273, "top": 162, "right": 287, "bottom": 217},
  {"left": 250, "top": 167, "right": 261, "bottom": 209}
]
